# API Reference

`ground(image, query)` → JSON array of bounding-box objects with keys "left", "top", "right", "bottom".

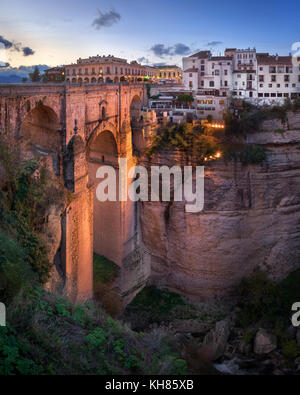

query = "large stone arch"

[
  {"left": 130, "top": 95, "right": 143, "bottom": 154},
  {"left": 88, "top": 129, "right": 122, "bottom": 265},
  {"left": 20, "top": 104, "right": 62, "bottom": 174}
]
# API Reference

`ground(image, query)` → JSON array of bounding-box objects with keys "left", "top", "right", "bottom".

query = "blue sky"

[{"left": 1, "top": 0, "right": 300, "bottom": 68}]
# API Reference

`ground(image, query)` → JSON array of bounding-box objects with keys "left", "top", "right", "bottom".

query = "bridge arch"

[
  {"left": 88, "top": 130, "right": 121, "bottom": 265},
  {"left": 130, "top": 95, "right": 143, "bottom": 154},
  {"left": 20, "top": 104, "right": 61, "bottom": 154}
]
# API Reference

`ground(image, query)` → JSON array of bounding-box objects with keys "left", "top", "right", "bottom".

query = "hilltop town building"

[
  {"left": 65, "top": 55, "right": 156, "bottom": 84},
  {"left": 182, "top": 48, "right": 300, "bottom": 119},
  {"left": 154, "top": 65, "right": 182, "bottom": 84}
]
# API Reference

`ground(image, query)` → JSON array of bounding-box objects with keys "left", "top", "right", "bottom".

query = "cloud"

[
  {"left": 207, "top": 41, "right": 223, "bottom": 47},
  {"left": 150, "top": 44, "right": 173, "bottom": 58},
  {"left": 0, "top": 35, "right": 13, "bottom": 49},
  {"left": 0, "top": 35, "right": 35, "bottom": 56},
  {"left": 137, "top": 57, "right": 150, "bottom": 64},
  {"left": 150, "top": 43, "right": 192, "bottom": 58},
  {"left": 22, "top": 47, "right": 35, "bottom": 56},
  {"left": 173, "top": 43, "right": 191, "bottom": 55},
  {"left": 92, "top": 8, "right": 121, "bottom": 29}
]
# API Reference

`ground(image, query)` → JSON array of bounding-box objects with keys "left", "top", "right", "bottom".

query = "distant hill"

[{"left": 0, "top": 75, "right": 23, "bottom": 83}]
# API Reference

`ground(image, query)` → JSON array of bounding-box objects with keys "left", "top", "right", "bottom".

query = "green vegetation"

[
  {"left": 0, "top": 134, "right": 65, "bottom": 301},
  {"left": 124, "top": 285, "right": 199, "bottom": 330},
  {"left": 224, "top": 97, "right": 300, "bottom": 135},
  {"left": 224, "top": 144, "right": 267, "bottom": 165},
  {"left": 236, "top": 269, "right": 300, "bottom": 358},
  {"left": 29, "top": 66, "right": 41, "bottom": 82},
  {"left": 93, "top": 254, "right": 121, "bottom": 318},
  {"left": 0, "top": 287, "right": 188, "bottom": 375},
  {"left": 146, "top": 123, "right": 221, "bottom": 163},
  {"left": 176, "top": 94, "right": 194, "bottom": 108}
]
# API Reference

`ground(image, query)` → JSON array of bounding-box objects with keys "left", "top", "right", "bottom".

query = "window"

[
  {"left": 285, "top": 84, "right": 289, "bottom": 88},
  {"left": 189, "top": 73, "right": 192, "bottom": 77},
  {"left": 284, "top": 75, "right": 290, "bottom": 82},
  {"left": 201, "top": 66, "right": 205, "bottom": 71},
  {"left": 271, "top": 93, "right": 276, "bottom": 97},
  {"left": 224, "top": 81, "right": 228, "bottom": 87},
  {"left": 299, "top": 76, "right": 300, "bottom": 82},
  {"left": 269, "top": 84, "right": 272, "bottom": 88},
  {"left": 271, "top": 75, "right": 276, "bottom": 82},
  {"left": 201, "top": 72, "right": 204, "bottom": 76},
  {"left": 189, "top": 81, "right": 193, "bottom": 88},
  {"left": 107, "top": 67, "right": 110, "bottom": 74},
  {"left": 209, "top": 81, "right": 214, "bottom": 87},
  {"left": 258, "top": 93, "right": 263, "bottom": 97},
  {"left": 237, "top": 74, "right": 241, "bottom": 78},
  {"left": 215, "top": 70, "right": 220, "bottom": 76},
  {"left": 277, "top": 84, "right": 280, "bottom": 88},
  {"left": 260, "top": 83, "right": 264, "bottom": 87},
  {"left": 284, "top": 93, "right": 289, "bottom": 97},
  {"left": 259, "top": 67, "right": 263, "bottom": 71},
  {"left": 259, "top": 75, "right": 264, "bottom": 82},
  {"left": 85, "top": 68, "right": 88, "bottom": 74},
  {"left": 201, "top": 81, "right": 204, "bottom": 86},
  {"left": 277, "top": 93, "right": 282, "bottom": 97},
  {"left": 264, "top": 93, "right": 270, "bottom": 97},
  {"left": 224, "top": 70, "right": 228, "bottom": 75},
  {"left": 269, "top": 66, "right": 276, "bottom": 73},
  {"left": 292, "top": 83, "right": 296, "bottom": 87},
  {"left": 201, "top": 60, "right": 205, "bottom": 64}
]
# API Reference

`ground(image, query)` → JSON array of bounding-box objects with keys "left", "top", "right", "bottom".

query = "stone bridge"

[{"left": 0, "top": 83, "right": 156, "bottom": 304}]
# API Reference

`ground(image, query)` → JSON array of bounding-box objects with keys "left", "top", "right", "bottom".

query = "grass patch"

[
  {"left": 93, "top": 254, "right": 121, "bottom": 318},
  {"left": 124, "top": 286, "right": 199, "bottom": 331},
  {"left": 93, "top": 254, "right": 119, "bottom": 284}
]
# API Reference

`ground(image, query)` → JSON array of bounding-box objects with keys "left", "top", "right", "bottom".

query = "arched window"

[{"left": 102, "top": 107, "right": 106, "bottom": 119}]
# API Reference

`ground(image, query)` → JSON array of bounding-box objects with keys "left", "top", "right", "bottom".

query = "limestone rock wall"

[{"left": 140, "top": 130, "right": 300, "bottom": 300}]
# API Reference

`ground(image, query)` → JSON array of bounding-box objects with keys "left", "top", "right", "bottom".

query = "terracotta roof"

[
  {"left": 210, "top": 56, "right": 233, "bottom": 61},
  {"left": 184, "top": 68, "right": 199, "bottom": 73},
  {"left": 257, "top": 55, "right": 292, "bottom": 65},
  {"left": 155, "top": 65, "right": 181, "bottom": 69},
  {"left": 189, "top": 50, "right": 211, "bottom": 59}
]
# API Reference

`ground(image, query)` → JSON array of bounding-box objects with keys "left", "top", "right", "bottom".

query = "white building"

[{"left": 182, "top": 47, "right": 300, "bottom": 117}]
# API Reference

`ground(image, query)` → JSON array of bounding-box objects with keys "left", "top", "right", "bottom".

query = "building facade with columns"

[{"left": 65, "top": 55, "right": 156, "bottom": 84}]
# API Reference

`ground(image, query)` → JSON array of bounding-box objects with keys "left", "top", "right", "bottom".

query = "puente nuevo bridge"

[{"left": 0, "top": 83, "right": 156, "bottom": 304}]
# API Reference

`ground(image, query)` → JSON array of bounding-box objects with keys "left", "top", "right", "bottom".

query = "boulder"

[
  {"left": 202, "top": 319, "right": 231, "bottom": 361},
  {"left": 254, "top": 329, "right": 277, "bottom": 355}
]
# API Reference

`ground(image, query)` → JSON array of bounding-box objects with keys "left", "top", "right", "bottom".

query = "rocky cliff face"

[{"left": 140, "top": 129, "right": 300, "bottom": 300}]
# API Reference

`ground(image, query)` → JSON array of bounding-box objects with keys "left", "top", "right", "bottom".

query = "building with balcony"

[
  {"left": 154, "top": 65, "right": 182, "bottom": 84},
  {"left": 182, "top": 47, "right": 300, "bottom": 117},
  {"left": 65, "top": 55, "right": 156, "bottom": 84}
]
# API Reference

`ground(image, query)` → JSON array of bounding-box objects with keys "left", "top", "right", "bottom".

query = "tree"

[
  {"left": 177, "top": 94, "right": 194, "bottom": 108},
  {"left": 29, "top": 66, "right": 41, "bottom": 82},
  {"left": 22, "top": 77, "right": 28, "bottom": 83}
]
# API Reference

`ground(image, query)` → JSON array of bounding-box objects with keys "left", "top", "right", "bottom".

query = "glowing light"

[{"left": 216, "top": 152, "right": 222, "bottom": 158}]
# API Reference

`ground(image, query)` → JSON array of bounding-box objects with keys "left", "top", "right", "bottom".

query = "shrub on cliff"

[
  {"left": 146, "top": 123, "right": 221, "bottom": 163},
  {"left": 236, "top": 269, "right": 300, "bottom": 336},
  {"left": 0, "top": 134, "right": 65, "bottom": 289}
]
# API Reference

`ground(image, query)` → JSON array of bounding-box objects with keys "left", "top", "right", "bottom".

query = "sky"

[{"left": 0, "top": 0, "right": 300, "bottom": 71}]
